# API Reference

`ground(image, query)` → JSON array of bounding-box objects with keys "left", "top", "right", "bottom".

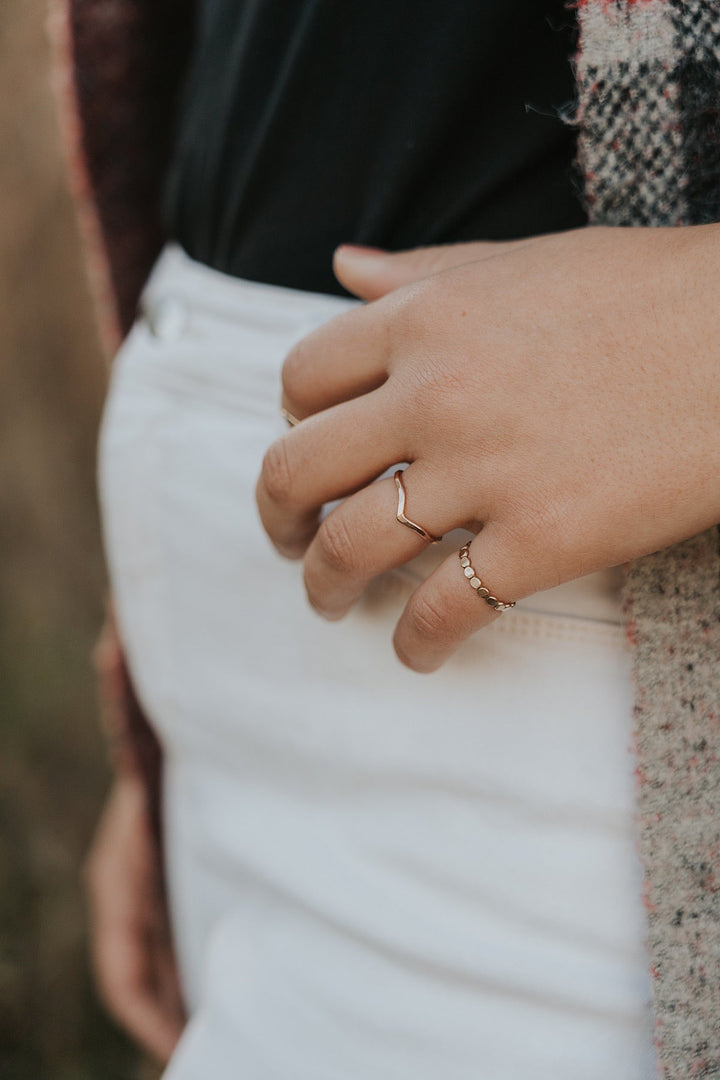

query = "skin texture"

[
  {"left": 85, "top": 769, "right": 185, "bottom": 1063},
  {"left": 256, "top": 224, "right": 720, "bottom": 672}
]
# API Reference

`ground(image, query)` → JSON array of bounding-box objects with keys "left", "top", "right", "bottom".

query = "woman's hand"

[
  {"left": 85, "top": 775, "right": 185, "bottom": 1063},
  {"left": 256, "top": 224, "right": 720, "bottom": 672}
]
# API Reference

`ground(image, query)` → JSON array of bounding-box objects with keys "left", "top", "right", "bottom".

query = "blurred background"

[{"left": 1, "top": 1, "right": 152, "bottom": 1075}]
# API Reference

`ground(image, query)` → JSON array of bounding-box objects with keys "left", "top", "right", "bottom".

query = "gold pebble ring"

[{"left": 458, "top": 543, "right": 516, "bottom": 611}]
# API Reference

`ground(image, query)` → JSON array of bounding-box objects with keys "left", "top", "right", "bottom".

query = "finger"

[
  {"left": 333, "top": 239, "right": 532, "bottom": 301},
  {"left": 257, "top": 385, "right": 408, "bottom": 557},
  {"left": 393, "top": 525, "right": 530, "bottom": 673},
  {"left": 92, "top": 908, "right": 183, "bottom": 1062},
  {"left": 281, "top": 299, "right": 390, "bottom": 419},
  {"left": 303, "top": 465, "right": 466, "bottom": 619},
  {"left": 283, "top": 235, "right": 538, "bottom": 420},
  {"left": 151, "top": 936, "right": 187, "bottom": 1023}
]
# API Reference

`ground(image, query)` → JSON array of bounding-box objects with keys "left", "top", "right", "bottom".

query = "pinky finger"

[
  {"left": 92, "top": 921, "right": 183, "bottom": 1063},
  {"left": 392, "top": 526, "right": 526, "bottom": 673}
]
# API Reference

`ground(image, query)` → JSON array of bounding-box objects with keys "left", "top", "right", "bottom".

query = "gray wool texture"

[{"left": 576, "top": 3, "right": 720, "bottom": 1076}]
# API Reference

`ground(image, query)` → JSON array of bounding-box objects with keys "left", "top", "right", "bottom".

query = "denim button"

[{"left": 145, "top": 295, "right": 188, "bottom": 340}]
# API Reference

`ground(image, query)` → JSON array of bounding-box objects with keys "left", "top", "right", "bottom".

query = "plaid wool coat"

[{"left": 51, "top": 1, "right": 720, "bottom": 1075}]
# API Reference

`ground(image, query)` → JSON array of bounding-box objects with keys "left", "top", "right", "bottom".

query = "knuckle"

[
  {"left": 385, "top": 278, "right": 479, "bottom": 407},
  {"left": 316, "top": 514, "right": 357, "bottom": 575},
  {"left": 386, "top": 282, "right": 432, "bottom": 349},
  {"left": 506, "top": 494, "right": 565, "bottom": 556},
  {"left": 391, "top": 358, "right": 466, "bottom": 434},
  {"left": 406, "top": 593, "right": 454, "bottom": 644},
  {"left": 407, "top": 353, "right": 466, "bottom": 404},
  {"left": 261, "top": 439, "right": 296, "bottom": 506},
  {"left": 496, "top": 497, "right": 568, "bottom": 593}
]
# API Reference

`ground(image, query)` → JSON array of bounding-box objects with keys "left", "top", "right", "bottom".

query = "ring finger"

[{"left": 393, "top": 524, "right": 527, "bottom": 672}]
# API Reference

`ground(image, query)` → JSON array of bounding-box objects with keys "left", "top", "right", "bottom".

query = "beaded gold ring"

[{"left": 458, "top": 543, "right": 516, "bottom": 612}]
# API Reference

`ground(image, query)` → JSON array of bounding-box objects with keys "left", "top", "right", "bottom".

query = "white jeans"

[{"left": 98, "top": 244, "right": 655, "bottom": 1080}]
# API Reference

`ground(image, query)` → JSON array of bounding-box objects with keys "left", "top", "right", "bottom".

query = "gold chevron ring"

[
  {"left": 394, "top": 470, "right": 442, "bottom": 544},
  {"left": 281, "top": 407, "right": 301, "bottom": 427}
]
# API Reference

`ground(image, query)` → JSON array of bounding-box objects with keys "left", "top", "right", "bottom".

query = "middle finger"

[{"left": 303, "top": 463, "right": 470, "bottom": 619}]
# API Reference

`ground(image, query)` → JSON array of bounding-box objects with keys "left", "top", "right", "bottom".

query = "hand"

[
  {"left": 85, "top": 776, "right": 185, "bottom": 1062},
  {"left": 256, "top": 224, "right": 720, "bottom": 672},
  {"left": 92, "top": 594, "right": 138, "bottom": 776}
]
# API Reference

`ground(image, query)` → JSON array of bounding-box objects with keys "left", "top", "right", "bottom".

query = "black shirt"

[{"left": 164, "top": 0, "right": 585, "bottom": 296}]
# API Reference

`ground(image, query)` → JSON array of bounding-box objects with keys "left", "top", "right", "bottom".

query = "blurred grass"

[{"left": 0, "top": 1, "right": 153, "bottom": 1075}]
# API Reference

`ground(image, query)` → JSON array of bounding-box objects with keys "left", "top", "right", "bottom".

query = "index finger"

[{"left": 280, "top": 287, "right": 405, "bottom": 419}]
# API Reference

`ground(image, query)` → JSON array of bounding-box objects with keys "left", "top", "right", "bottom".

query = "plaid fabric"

[
  {"left": 55, "top": 1, "right": 720, "bottom": 1074},
  {"left": 576, "top": 4, "right": 720, "bottom": 1076},
  {"left": 576, "top": 0, "right": 720, "bottom": 227}
]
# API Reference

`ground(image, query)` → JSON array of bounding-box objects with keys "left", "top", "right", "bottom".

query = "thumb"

[{"left": 333, "top": 239, "right": 518, "bottom": 300}]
